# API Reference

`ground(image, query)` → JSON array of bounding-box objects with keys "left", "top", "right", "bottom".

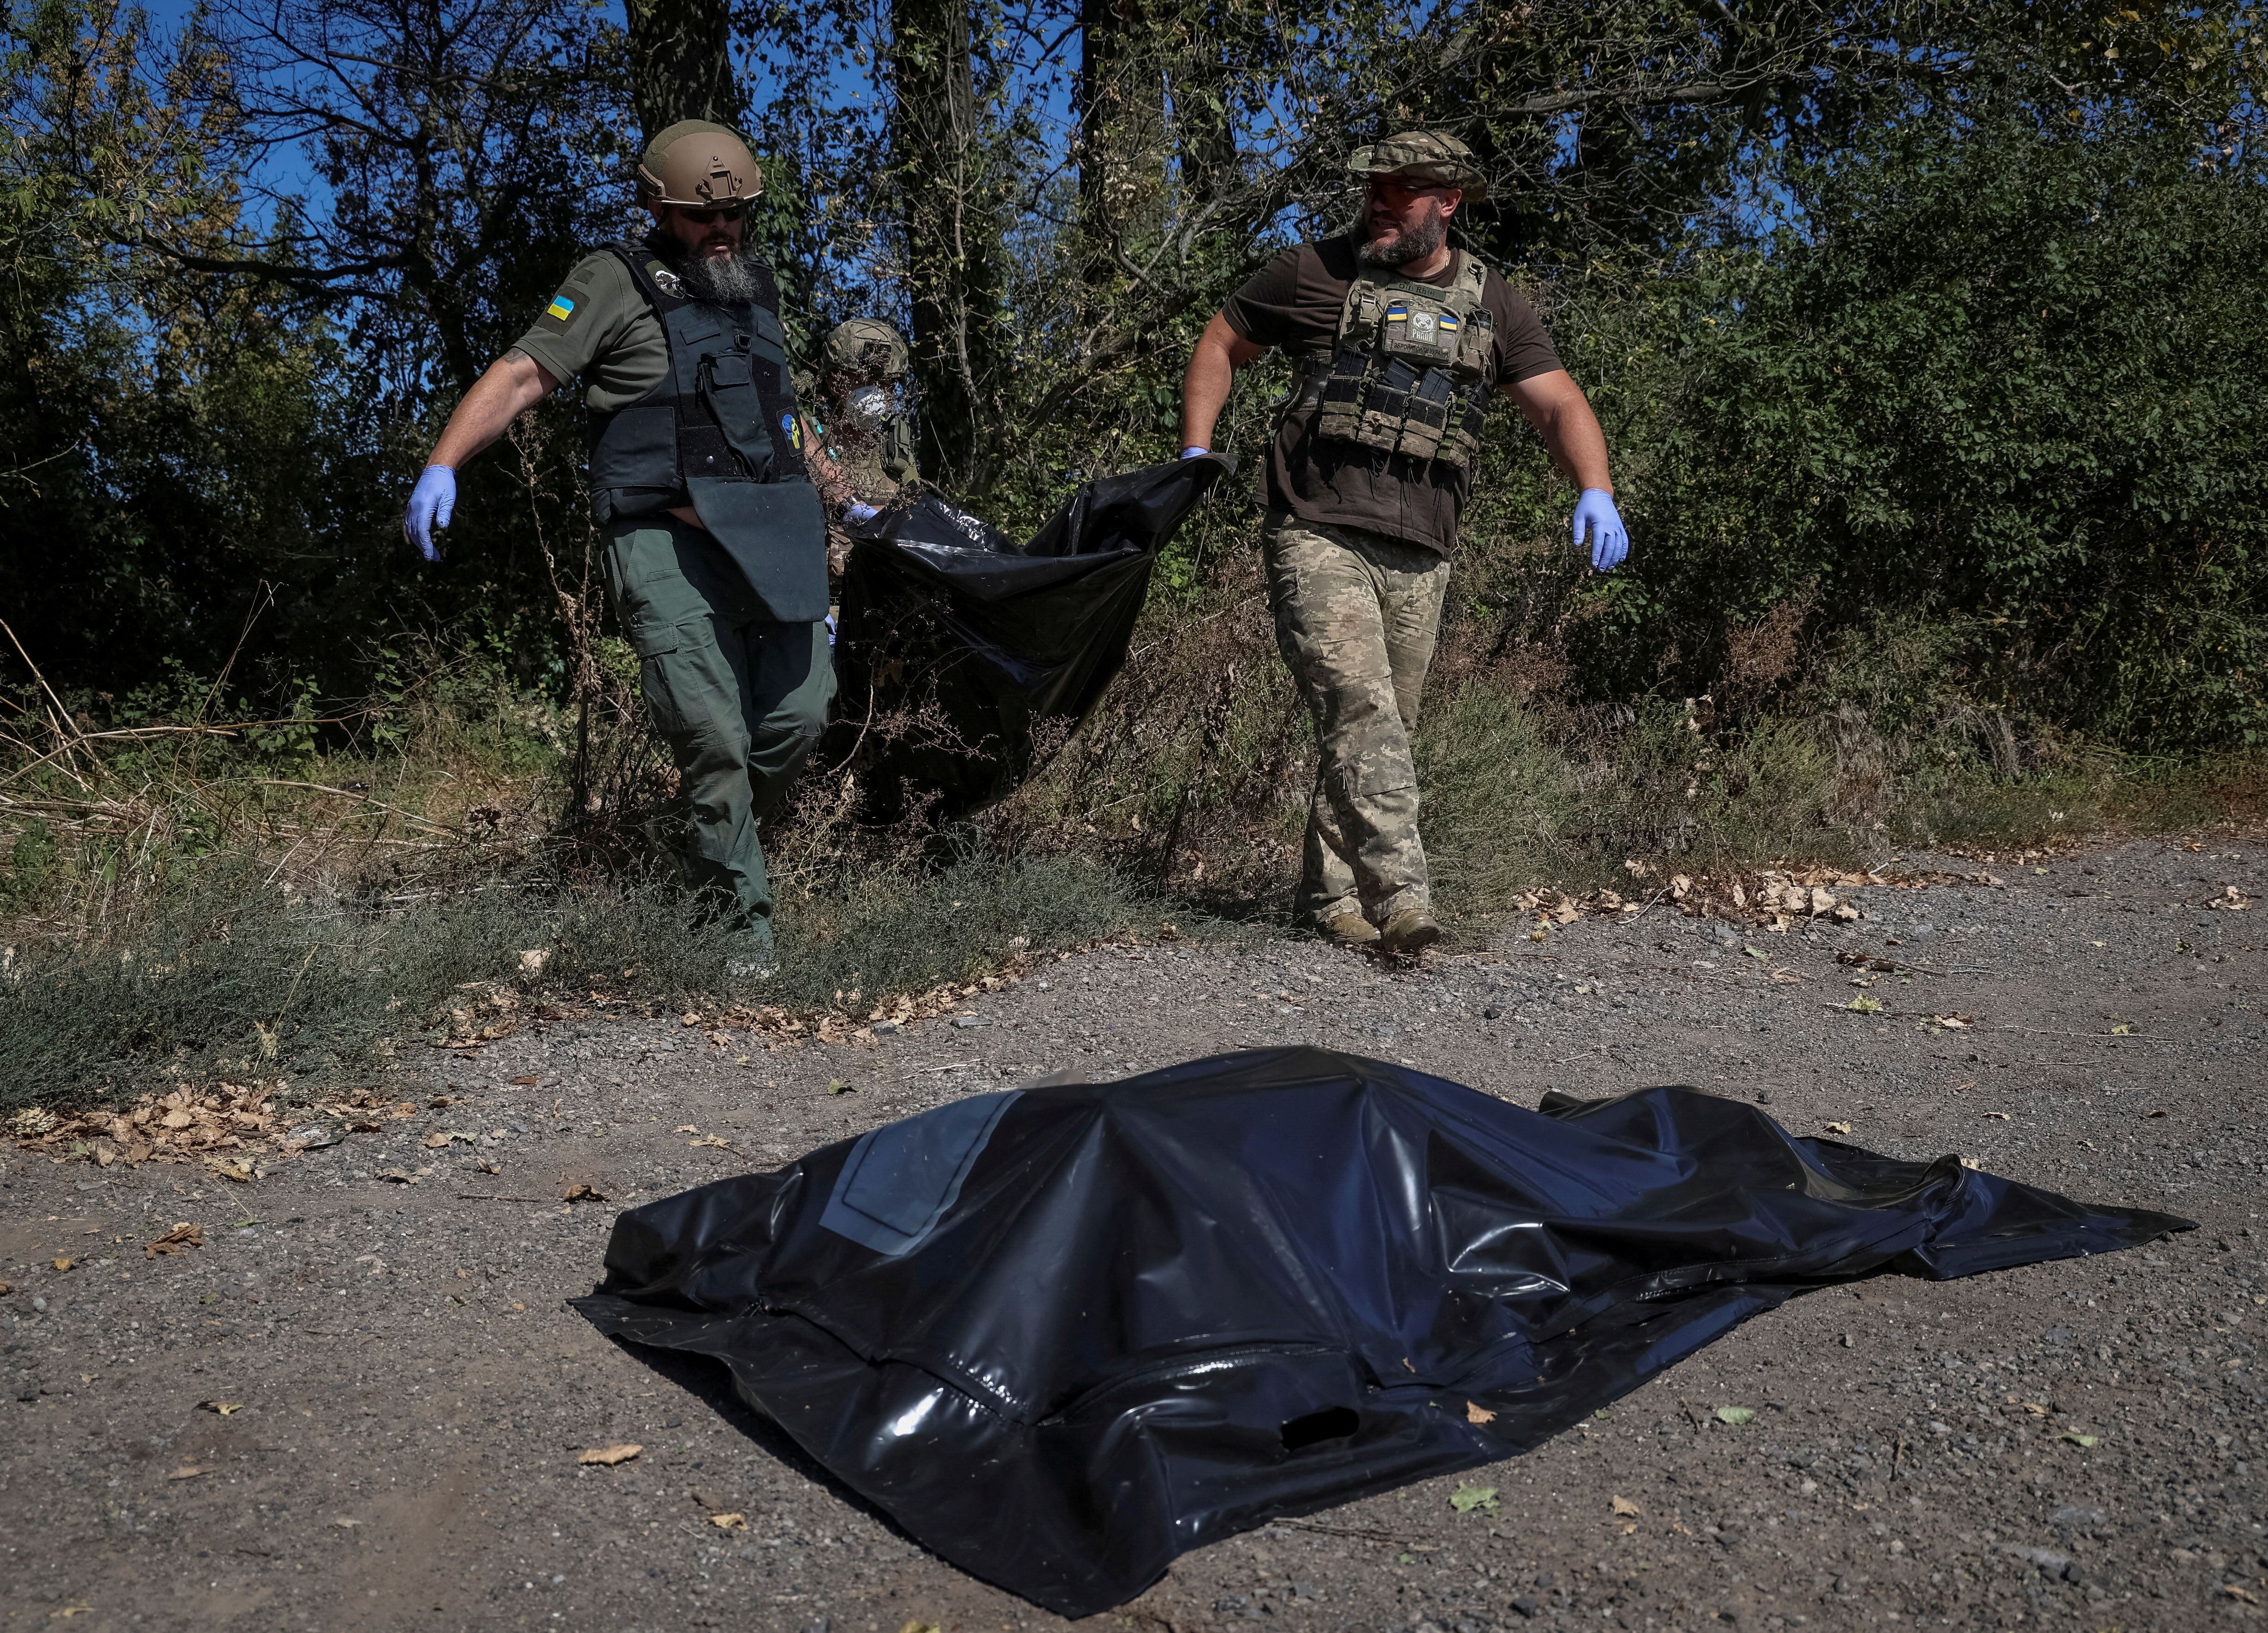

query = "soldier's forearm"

[
  {"left": 801, "top": 426, "right": 858, "bottom": 511},
  {"left": 1180, "top": 314, "right": 1265, "bottom": 451},
  {"left": 426, "top": 352, "right": 560, "bottom": 470},
  {"left": 1508, "top": 368, "right": 1612, "bottom": 494}
]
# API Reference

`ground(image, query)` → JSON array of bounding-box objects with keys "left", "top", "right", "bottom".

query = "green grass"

[{"left": 5, "top": 590, "right": 2260, "bottom": 1117}]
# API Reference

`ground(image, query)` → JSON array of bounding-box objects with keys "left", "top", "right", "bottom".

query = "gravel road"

[{"left": 4, "top": 835, "right": 2263, "bottom": 1633}]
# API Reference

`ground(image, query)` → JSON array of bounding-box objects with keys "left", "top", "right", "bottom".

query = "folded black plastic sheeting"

[
  {"left": 826, "top": 454, "right": 1228, "bottom": 819},
  {"left": 574, "top": 1047, "right": 2188, "bottom": 1617}
]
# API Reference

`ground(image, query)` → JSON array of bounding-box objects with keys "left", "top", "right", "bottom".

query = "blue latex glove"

[
  {"left": 844, "top": 502, "right": 880, "bottom": 523},
  {"left": 404, "top": 465, "right": 456, "bottom": 562},
  {"left": 1180, "top": 445, "right": 1208, "bottom": 460},
  {"left": 1573, "top": 488, "right": 1629, "bottom": 571},
  {"left": 825, "top": 612, "right": 837, "bottom": 647}
]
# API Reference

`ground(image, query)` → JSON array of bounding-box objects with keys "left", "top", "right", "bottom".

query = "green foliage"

[{"left": 1455, "top": 113, "right": 2268, "bottom": 750}]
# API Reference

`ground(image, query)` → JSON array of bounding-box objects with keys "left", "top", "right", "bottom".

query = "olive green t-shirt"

[{"left": 508, "top": 251, "right": 670, "bottom": 410}]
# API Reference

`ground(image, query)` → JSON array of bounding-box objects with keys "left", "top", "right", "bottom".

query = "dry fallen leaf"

[
  {"left": 146, "top": 1222, "right": 203, "bottom": 1258},
  {"left": 1715, "top": 1406, "right": 1757, "bottom": 1425},
  {"left": 2059, "top": 1431, "right": 2099, "bottom": 1448},
  {"left": 50, "top": 1257, "right": 74, "bottom": 1273},
  {"left": 577, "top": 1443, "right": 642, "bottom": 1467},
  {"left": 897, "top": 1622, "right": 944, "bottom": 1633},
  {"left": 562, "top": 1183, "right": 608, "bottom": 1203},
  {"left": 167, "top": 1466, "right": 208, "bottom": 1480},
  {"left": 511, "top": 1075, "right": 540, "bottom": 1086},
  {"left": 1611, "top": 1495, "right": 1642, "bottom": 1516},
  {"left": 707, "top": 1512, "right": 748, "bottom": 1530},
  {"left": 1823, "top": 1121, "right": 1852, "bottom": 1135},
  {"left": 198, "top": 1400, "right": 242, "bottom": 1415},
  {"left": 1465, "top": 1401, "right": 1496, "bottom": 1425},
  {"left": 1846, "top": 995, "right": 1884, "bottom": 1014},
  {"left": 1983, "top": 1110, "right": 2012, "bottom": 1121},
  {"left": 422, "top": 1133, "right": 454, "bottom": 1149},
  {"left": 0, "top": 1280, "right": 12, "bottom": 1296},
  {"left": 1449, "top": 1482, "right": 1499, "bottom": 1514}
]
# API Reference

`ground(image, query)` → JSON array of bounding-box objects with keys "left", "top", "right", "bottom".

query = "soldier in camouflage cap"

[
  {"left": 1176, "top": 128, "right": 1630, "bottom": 956},
  {"left": 801, "top": 317, "right": 920, "bottom": 567},
  {"left": 1347, "top": 130, "right": 1490, "bottom": 201}
]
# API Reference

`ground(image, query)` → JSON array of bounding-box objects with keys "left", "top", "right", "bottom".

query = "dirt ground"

[{"left": 4, "top": 834, "right": 2263, "bottom": 1633}]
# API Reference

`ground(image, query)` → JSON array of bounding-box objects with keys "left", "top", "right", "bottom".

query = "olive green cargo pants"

[
  {"left": 1262, "top": 514, "right": 1452, "bottom": 929},
  {"left": 602, "top": 516, "right": 835, "bottom": 949}
]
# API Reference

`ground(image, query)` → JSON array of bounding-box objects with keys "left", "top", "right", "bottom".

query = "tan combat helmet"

[
  {"left": 1347, "top": 130, "right": 1489, "bottom": 202},
  {"left": 638, "top": 120, "right": 764, "bottom": 210},
  {"left": 823, "top": 318, "right": 911, "bottom": 382}
]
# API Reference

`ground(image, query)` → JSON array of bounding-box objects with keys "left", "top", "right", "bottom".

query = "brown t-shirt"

[{"left": 1222, "top": 234, "right": 1561, "bottom": 555}]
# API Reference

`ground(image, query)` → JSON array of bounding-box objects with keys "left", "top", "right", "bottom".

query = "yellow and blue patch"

[
  {"left": 1438, "top": 312, "right": 1461, "bottom": 333},
  {"left": 780, "top": 412, "right": 803, "bottom": 451},
  {"left": 1384, "top": 302, "right": 1409, "bottom": 323},
  {"left": 538, "top": 289, "right": 582, "bottom": 332}
]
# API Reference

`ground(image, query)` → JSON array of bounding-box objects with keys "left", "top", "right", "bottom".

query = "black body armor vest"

[{"left": 586, "top": 243, "right": 828, "bottom": 624}]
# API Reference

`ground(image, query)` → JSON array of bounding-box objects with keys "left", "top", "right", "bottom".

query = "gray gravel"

[{"left": 3, "top": 835, "right": 2263, "bottom": 1631}]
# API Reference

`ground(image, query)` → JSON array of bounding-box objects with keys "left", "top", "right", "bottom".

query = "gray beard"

[
  {"left": 655, "top": 236, "right": 766, "bottom": 308},
  {"left": 1358, "top": 208, "right": 1448, "bottom": 268}
]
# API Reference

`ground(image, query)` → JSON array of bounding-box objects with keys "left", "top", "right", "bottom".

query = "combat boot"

[
  {"left": 1321, "top": 911, "right": 1380, "bottom": 946},
  {"left": 1379, "top": 908, "right": 1439, "bottom": 955}
]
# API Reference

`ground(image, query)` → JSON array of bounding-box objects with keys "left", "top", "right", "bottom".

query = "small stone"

[
  {"left": 1509, "top": 1597, "right": 1541, "bottom": 1620},
  {"left": 872, "top": 1020, "right": 901, "bottom": 1034},
  {"left": 1482, "top": 1006, "right": 1503, "bottom": 1020}
]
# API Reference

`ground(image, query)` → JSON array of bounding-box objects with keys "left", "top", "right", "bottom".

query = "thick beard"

[
  {"left": 1358, "top": 202, "right": 1448, "bottom": 268},
  {"left": 651, "top": 230, "right": 765, "bottom": 307}
]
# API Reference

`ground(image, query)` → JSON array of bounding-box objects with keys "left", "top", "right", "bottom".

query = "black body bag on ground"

[
  {"left": 574, "top": 1047, "right": 2187, "bottom": 1617},
  {"left": 826, "top": 454, "right": 1227, "bottom": 819}
]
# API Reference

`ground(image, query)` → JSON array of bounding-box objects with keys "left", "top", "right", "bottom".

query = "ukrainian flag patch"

[
  {"left": 1384, "top": 302, "right": 1409, "bottom": 323},
  {"left": 539, "top": 289, "right": 582, "bottom": 332}
]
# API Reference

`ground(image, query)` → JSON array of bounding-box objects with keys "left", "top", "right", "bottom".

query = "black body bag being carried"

[{"left": 826, "top": 454, "right": 1228, "bottom": 820}]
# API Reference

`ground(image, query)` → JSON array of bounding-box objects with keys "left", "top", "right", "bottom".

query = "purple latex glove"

[
  {"left": 1573, "top": 488, "right": 1629, "bottom": 571},
  {"left": 1180, "top": 445, "right": 1208, "bottom": 460},
  {"left": 404, "top": 465, "right": 456, "bottom": 562}
]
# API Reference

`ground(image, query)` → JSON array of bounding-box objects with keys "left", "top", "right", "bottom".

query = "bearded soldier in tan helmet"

[
  {"left": 1179, "top": 131, "right": 1632, "bottom": 955},
  {"left": 403, "top": 121, "right": 833, "bottom": 976}
]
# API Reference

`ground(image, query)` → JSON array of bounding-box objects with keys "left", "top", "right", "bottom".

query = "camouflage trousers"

[{"left": 1262, "top": 515, "right": 1451, "bottom": 927}]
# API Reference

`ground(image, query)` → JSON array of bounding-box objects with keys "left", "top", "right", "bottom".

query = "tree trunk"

[
  {"left": 892, "top": 0, "right": 998, "bottom": 487},
  {"left": 625, "top": 0, "right": 741, "bottom": 144},
  {"left": 1078, "top": 0, "right": 1168, "bottom": 273}
]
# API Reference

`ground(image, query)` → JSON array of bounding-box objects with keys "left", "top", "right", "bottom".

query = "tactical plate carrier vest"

[
  {"left": 1299, "top": 252, "right": 1497, "bottom": 470},
  {"left": 586, "top": 244, "right": 828, "bottom": 624}
]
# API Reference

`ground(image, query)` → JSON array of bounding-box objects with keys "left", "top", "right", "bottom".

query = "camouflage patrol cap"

[
  {"left": 823, "top": 317, "right": 911, "bottom": 380},
  {"left": 1347, "top": 130, "right": 1488, "bottom": 202}
]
